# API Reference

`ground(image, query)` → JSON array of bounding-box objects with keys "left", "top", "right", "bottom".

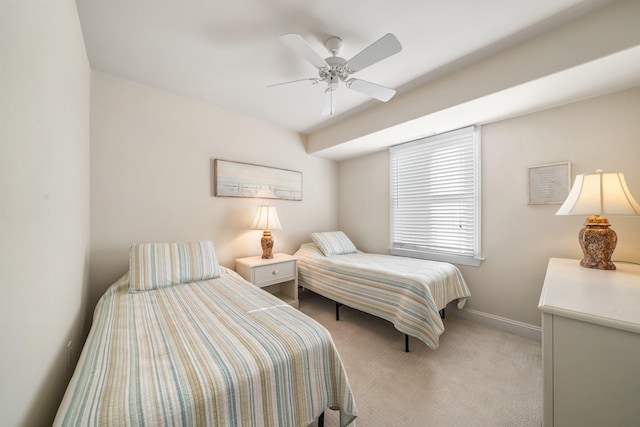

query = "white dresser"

[{"left": 538, "top": 258, "right": 640, "bottom": 427}]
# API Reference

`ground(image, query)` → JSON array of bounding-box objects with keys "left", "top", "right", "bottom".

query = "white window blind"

[{"left": 389, "top": 126, "right": 482, "bottom": 266}]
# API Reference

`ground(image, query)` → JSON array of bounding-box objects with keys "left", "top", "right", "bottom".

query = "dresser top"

[{"left": 538, "top": 258, "right": 640, "bottom": 333}]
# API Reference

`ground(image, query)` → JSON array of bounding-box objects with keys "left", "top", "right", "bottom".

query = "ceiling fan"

[{"left": 269, "top": 33, "right": 402, "bottom": 116}]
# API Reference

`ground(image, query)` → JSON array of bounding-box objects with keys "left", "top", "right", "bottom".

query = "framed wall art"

[
  {"left": 527, "top": 161, "right": 571, "bottom": 205},
  {"left": 214, "top": 159, "right": 302, "bottom": 201}
]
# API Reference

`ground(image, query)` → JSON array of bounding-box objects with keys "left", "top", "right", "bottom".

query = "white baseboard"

[{"left": 449, "top": 306, "right": 541, "bottom": 342}]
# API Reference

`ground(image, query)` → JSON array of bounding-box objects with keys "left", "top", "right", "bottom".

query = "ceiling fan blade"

[
  {"left": 347, "top": 78, "right": 396, "bottom": 102},
  {"left": 279, "top": 33, "right": 328, "bottom": 69},
  {"left": 345, "top": 33, "right": 402, "bottom": 73},
  {"left": 267, "top": 78, "right": 321, "bottom": 89},
  {"left": 321, "top": 87, "right": 337, "bottom": 116}
]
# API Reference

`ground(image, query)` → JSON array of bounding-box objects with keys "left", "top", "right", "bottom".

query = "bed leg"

[
  {"left": 335, "top": 302, "right": 343, "bottom": 321},
  {"left": 318, "top": 411, "right": 325, "bottom": 427},
  {"left": 405, "top": 334, "right": 409, "bottom": 352},
  {"left": 440, "top": 308, "right": 445, "bottom": 319}
]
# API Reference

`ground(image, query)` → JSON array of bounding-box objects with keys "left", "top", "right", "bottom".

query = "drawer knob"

[{"left": 272, "top": 269, "right": 279, "bottom": 275}]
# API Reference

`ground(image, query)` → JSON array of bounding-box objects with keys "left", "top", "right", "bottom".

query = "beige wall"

[
  {"left": 0, "top": 1, "right": 91, "bottom": 425},
  {"left": 89, "top": 72, "right": 339, "bottom": 308},
  {"left": 339, "top": 86, "right": 640, "bottom": 328}
]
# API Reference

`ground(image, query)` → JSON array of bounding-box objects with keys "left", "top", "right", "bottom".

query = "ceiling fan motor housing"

[{"left": 320, "top": 56, "right": 349, "bottom": 83}]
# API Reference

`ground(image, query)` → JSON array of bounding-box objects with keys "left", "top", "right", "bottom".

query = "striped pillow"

[
  {"left": 311, "top": 231, "right": 357, "bottom": 256},
  {"left": 129, "top": 241, "right": 220, "bottom": 292}
]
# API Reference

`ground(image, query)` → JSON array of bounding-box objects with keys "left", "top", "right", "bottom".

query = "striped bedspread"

[
  {"left": 295, "top": 243, "right": 471, "bottom": 349},
  {"left": 55, "top": 267, "right": 357, "bottom": 426}
]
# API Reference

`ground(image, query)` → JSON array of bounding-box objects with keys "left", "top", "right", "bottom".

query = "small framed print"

[{"left": 527, "top": 162, "right": 571, "bottom": 205}]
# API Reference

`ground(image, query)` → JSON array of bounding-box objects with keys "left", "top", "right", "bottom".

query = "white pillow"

[
  {"left": 311, "top": 231, "right": 357, "bottom": 256},
  {"left": 129, "top": 241, "right": 220, "bottom": 292}
]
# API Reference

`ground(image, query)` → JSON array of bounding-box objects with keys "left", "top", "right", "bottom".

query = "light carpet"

[{"left": 300, "top": 289, "right": 542, "bottom": 427}]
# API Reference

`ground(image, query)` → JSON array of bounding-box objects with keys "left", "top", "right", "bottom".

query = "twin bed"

[
  {"left": 55, "top": 241, "right": 356, "bottom": 427},
  {"left": 56, "top": 235, "right": 469, "bottom": 425},
  {"left": 295, "top": 232, "right": 471, "bottom": 351}
]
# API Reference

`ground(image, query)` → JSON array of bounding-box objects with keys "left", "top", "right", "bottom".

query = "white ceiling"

[{"left": 77, "top": 0, "right": 635, "bottom": 157}]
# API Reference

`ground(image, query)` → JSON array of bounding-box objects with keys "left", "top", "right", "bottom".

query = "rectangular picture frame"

[
  {"left": 214, "top": 159, "right": 302, "bottom": 201},
  {"left": 527, "top": 161, "right": 571, "bottom": 205}
]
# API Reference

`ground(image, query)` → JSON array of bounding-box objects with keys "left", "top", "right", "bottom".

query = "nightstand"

[{"left": 235, "top": 253, "right": 299, "bottom": 308}]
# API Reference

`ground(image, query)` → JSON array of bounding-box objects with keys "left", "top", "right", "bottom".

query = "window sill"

[{"left": 389, "top": 248, "right": 483, "bottom": 267}]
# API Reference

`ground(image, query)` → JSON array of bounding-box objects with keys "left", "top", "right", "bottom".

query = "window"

[{"left": 389, "top": 126, "right": 482, "bottom": 266}]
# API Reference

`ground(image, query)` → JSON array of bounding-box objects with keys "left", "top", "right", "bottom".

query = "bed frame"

[{"left": 335, "top": 301, "right": 446, "bottom": 352}]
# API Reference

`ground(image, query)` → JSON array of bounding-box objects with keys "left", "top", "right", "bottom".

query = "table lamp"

[
  {"left": 251, "top": 205, "right": 282, "bottom": 259},
  {"left": 556, "top": 170, "right": 640, "bottom": 270}
]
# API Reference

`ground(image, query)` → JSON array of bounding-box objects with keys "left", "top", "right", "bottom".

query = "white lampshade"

[
  {"left": 250, "top": 205, "right": 282, "bottom": 230},
  {"left": 556, "top": 171, "right": 640, "bottom": 216}
]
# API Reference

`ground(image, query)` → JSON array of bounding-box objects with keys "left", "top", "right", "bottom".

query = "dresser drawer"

[{"left": 252, "top": 261, "right": 296, "bottom": 287}]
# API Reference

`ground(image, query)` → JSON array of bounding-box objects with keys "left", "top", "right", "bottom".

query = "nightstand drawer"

[{"left": 253, "top": 261, "right": 295, "bottom": 287}]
